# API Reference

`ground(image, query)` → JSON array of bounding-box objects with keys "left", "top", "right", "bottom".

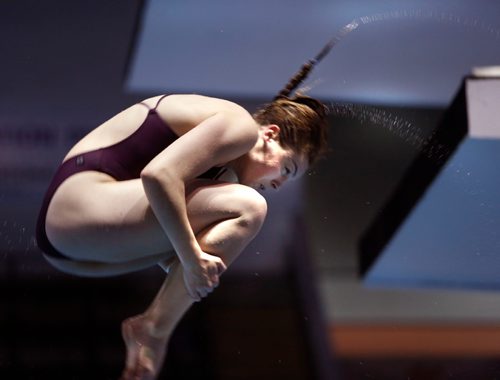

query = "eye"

[{"left": 283, "top": 166, "right": 291, "bottom": 176}]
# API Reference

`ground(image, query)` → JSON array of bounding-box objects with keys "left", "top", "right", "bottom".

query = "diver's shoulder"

[{"left": 166, "top": 94, "right": 251, "bottom": 116}]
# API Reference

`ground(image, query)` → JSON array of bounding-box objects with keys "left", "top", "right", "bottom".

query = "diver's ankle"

[{"left": 140, "top": 313, "right": 172, "bottom": 339}]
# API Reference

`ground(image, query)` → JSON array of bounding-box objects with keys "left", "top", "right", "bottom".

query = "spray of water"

[
  {"left": 0, "top": 220, "right": 34, "bottom": 257},
  {"left": 295, "top": 8, "right": 499, "bottom": 164},
  {"left": 355, "top": 9, "right": 500, "bottom": 38},
  {"left": 298, "top": 8, "right": 500, "bottom": 94},
  {"left": 328, "top": 103, "right": 451, "bottom": 163}
]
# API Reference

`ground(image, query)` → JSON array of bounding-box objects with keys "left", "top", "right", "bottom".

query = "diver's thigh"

[
  {"left": 45, "top": 172, "right": 171, "bottom": 261},
  {"left": 45, "top": 174, "right": 265, "bottom": 262}
]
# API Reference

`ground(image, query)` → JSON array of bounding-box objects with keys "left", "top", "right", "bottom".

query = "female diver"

[{"left": 36, "top": 67, "right": 329, "bottom": 379}]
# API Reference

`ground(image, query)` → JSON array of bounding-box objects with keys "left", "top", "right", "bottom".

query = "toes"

[
  {"left": 140, "top": 346, "right": 157, "bottom": 373},
  {"left": 119, "top": 367, "right": 135, "bottom": 380}
]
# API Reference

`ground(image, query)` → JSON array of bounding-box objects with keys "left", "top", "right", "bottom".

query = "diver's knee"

[{"left": 235, "top": 187, "right": 267, "bottom": 235}]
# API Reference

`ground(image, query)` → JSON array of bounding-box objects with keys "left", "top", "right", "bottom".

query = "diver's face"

[{"left": 242, "top": 125, "right": 307, "bottom": 192}]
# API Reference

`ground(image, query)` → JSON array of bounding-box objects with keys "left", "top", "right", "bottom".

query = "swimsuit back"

[{"left": 92, "top": 95, "right": 177, "bottom": 180}]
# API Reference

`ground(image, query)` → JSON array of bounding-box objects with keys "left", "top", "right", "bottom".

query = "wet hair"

[{"left": 253, "top": 60, "right": 329, "bottom": 166}]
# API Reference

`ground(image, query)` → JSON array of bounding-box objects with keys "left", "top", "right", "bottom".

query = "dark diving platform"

[{"left": 360, "top": 69, "right": 500, "bottom": 290}]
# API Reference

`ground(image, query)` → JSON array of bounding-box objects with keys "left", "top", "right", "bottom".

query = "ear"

[{"left": 263, "top": 124, "right": 281, "bottom": 141}]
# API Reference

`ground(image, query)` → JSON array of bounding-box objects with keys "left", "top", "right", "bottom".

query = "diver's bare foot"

[{"left": 120, "top": 314, "right": 169, "bottom": 380}]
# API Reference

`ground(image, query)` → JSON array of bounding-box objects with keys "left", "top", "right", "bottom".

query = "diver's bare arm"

[{"left": 140, "top": 111, "right": 256, "bottom": 297}]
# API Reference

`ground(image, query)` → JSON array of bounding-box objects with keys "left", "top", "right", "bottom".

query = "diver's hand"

[{"left": 182, "top": 251, "right": 226, "bottom": 301}]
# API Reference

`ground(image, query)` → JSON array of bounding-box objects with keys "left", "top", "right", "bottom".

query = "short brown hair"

[{"left": 253, "top": 95, "right": 329, "bottom": 166}]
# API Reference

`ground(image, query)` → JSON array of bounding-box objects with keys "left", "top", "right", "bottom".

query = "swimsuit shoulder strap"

[
  {"left": 138, "top": 94, "right": 169, "bottom": 111},
  {"left": 153, "top": 94, "right": 169, "bottom": 110}
]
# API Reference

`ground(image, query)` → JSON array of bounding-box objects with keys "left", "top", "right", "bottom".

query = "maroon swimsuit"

[{"left": 36, "top": 95, "right": 224, "bottom": 260}]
